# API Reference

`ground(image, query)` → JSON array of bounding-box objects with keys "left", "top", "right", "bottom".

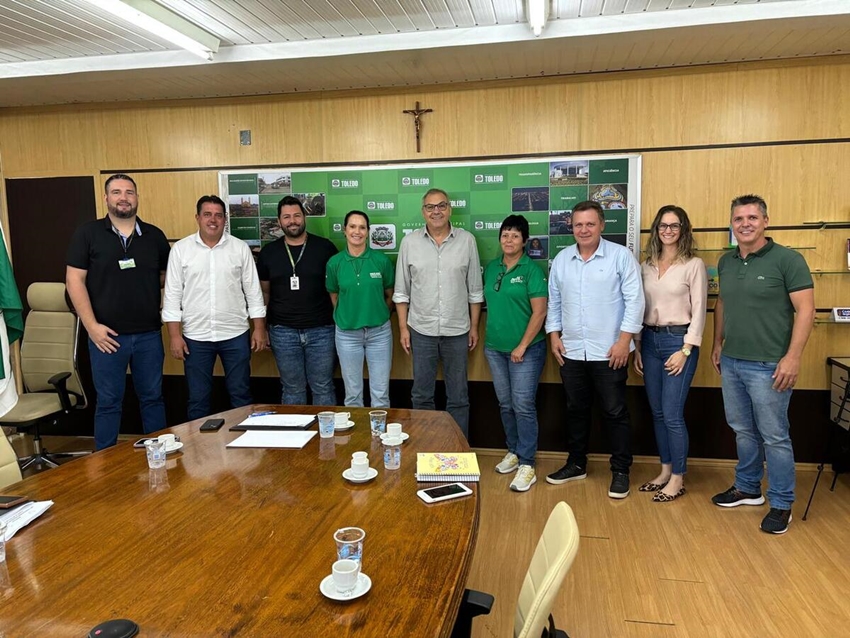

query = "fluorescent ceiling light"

[
  {"left": 81, "top": 0, "right": 220, "bottom": 61},
  {"left": 526, "top": 0, "right": 550, "bottom": 37}
]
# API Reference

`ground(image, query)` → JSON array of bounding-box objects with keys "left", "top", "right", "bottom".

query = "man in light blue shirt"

[{"left": 544, "top": 200, "right": 644, "bottom": 499}]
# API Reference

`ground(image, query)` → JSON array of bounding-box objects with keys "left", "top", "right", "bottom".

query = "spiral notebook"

[{"left": 415, "top": 452, "right": 480, "bottom": 482}]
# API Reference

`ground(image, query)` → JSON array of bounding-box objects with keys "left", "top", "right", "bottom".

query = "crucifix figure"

[{"left": 402, "top": 101, "right": 433, "bottom": 153}]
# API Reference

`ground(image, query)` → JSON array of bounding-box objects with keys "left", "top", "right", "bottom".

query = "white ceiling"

[{"left": 0, "top": 0, "right": 848, "bottom": 107}]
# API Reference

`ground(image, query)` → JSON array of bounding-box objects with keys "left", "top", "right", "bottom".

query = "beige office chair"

[
  {"left": 453, "top": 501, "right": 580, "bottom": 638},
  {"left": 0, "top": 283, "right": 89, "bottom": 471},
  {"left": 0, "top": 433, "right": 22, "bottom": 488}
]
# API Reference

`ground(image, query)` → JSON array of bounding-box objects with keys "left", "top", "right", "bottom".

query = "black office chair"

[
  {"left": 0, "top": 283, "right": 90, "bottom": 470},
  {"left": 452, "top": 502, "right": 580, "bottom": 638}
]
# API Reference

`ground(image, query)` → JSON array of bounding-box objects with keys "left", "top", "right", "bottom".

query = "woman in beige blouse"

[{"left": 634, "top": 205, "right": 707, "bottom": 502}]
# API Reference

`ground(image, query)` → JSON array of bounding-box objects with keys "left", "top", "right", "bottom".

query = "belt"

[{"left": 643, "top": 324, "right": 690, "bottom": 335}]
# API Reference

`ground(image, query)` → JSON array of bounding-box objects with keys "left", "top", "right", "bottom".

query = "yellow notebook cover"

[{"left": 416, "top": 452, "right": 481, "bottom": 482}]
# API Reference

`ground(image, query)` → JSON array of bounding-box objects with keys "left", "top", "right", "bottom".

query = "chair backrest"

[
  {"left": 515, "top": 502, "right": 580, "bottom": 638},
  {"left": 0, "top": 433, "right": 22, "bottom": 488},
  {"left": 20, "top": 283, "right": 86, "bottom": 406}
]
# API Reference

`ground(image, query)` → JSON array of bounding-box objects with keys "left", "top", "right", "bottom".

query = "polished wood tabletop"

[{"left": 0, "top": 406, "right": 479, "bottom": 637}]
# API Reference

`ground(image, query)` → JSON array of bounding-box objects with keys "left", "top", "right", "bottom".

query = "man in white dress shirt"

[{"left": 163, "top": 195, "right": 268, "bottom": 420}]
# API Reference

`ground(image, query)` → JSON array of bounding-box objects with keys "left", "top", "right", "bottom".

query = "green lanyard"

[{"left": 284, "top": 234, "right": 307, "bottom": 275}]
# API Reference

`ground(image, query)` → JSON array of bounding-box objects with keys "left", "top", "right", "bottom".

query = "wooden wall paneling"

[
  {"left": 1, "top": 57, "right": 849, "bottom": 177},
  {"left": 131, "top": 171, "right": 220, "bottom": 239}
]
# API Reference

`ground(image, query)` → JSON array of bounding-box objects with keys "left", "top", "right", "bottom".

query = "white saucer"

[
  {"left": 320, "top": 573, "right": 372, "bottom": 601},
  {"left": 342, "top": 467, "right": 378, "bottom": 483},
  {"left": 164, "top": 442, "right": 184, "bottom": 454},
  {"left": 379, "top": 432, "right": 409, "bottom": 442},
  {"left": 334, "top": 420, "right": 355, "bottom": 431}
]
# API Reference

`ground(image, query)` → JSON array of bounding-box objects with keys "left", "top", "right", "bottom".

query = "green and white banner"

[{"left": 219, "top": 154, "right": 641, "bottom": 268}]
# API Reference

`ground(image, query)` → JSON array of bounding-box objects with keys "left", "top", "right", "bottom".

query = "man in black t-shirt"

[
  {"left": 66, "top": 174, "right": 171, "bottom": 449},
  {"left": 257, "top": 196, "right": 338, "bottom": 405}
]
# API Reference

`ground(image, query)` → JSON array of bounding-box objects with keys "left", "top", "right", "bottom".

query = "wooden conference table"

[{"left": 0, "top": 406, "right": 480, "bottom": 637}]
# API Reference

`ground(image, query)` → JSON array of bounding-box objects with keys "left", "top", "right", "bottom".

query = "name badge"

[
  {"left": 290, "top": 276, "right": 300, "bottom": 291},
  {"left": 119, "top": 258, "right": 136, "bottom": 270}
]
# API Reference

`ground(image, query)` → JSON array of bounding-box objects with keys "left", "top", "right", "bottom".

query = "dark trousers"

[
  {"left": 184, "top": 332, "right": 253, "bottom": 421},
  {"left": 409, "top": 328, "right": 470, "bottom": 438},
  {"left": 559, "top": 358, "right": 633, "bottom": 474}
]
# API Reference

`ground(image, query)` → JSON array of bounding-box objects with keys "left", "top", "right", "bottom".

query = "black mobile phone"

[
  {"left": 0, "top": 495, "right": 29, "bottom": 509},
  {"left": 133, "top": 437, "right": 153, "bottom": 448},
  {"left": 200, "top": 418, "right": 225, "bottom": 432}
]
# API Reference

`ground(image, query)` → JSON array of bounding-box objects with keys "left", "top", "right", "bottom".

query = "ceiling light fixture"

[
  {"left": 80, "top": 0, "right": 220, "bottom": 61},
  {"left": 526, "top": 0, "right": 550, "bottom": 37}
]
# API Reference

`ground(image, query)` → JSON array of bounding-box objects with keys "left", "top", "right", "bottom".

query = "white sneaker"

[
  {"left": 510, "top": 465, "right": 537, "bottom": 492},
  {"left": 495, "top": 452, "right": 519, "bottom": 474}
]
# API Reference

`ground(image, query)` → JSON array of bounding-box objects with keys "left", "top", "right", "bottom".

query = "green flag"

[{"left": 0, "top": 224, "right": 23, "bottom": 380}]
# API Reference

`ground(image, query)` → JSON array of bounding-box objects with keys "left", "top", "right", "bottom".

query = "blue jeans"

[
  {"left": 484, "top": 340, "right": 546, "bottom": 466},
  {"left": 641, "top": 328, "right": 699, "bottom": 475},
  {"left": 335, "top": 321, "right": 392, "bottom": 408},
  {"left": 183, "top": 332, "right": 252, "bottom": 421},
  {"left": 269, "top": 324, "right": 337, "bottom": 406},
  {"left": 88, "top": 330, "right": 166, "bottom": 450},
  {"left": 409, "top": 328, "right": 470, "bottom": 438},
  {"left": 720, "top": 354, "right": 795, "bottom": 509}
]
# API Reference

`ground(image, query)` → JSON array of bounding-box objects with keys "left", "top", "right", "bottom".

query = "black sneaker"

[
  {"left": 711, "top": 486, "right": 766, "bottom": 508},
  {"left": 608, "top": 472, "right": 630, "bottom": 499},
  {"left": 760, "top": 508, "right": 792, "bottom": 534},
  {"left": 546, "top": 462, "right": 587, "bottom": 485}
]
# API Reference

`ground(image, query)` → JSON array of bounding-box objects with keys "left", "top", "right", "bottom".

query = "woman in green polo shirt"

[
  {"left": 326, "top": 211, "right": 395, "bottom": 408},
  {"left": 483, "top": 214, "right": 548, "bottom": 493}
]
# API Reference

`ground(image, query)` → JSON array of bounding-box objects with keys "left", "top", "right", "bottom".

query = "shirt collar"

[
  {"left": 424, "top": 223, "right": 455, "bottom": 243},
  {"left": 569, "top": 238, "right": 605, "bottom": 261},
  {"left": 105, "top": 215, "right": 142, "bottom": 237},
  {"left": 733, "top": 237, "right": 774, "bottom": 260},
  {"left": 193, "top": 231, "right": 229, "bottom": 248},
  {"left": 501, "top": 252, "right": 532, "bottom": 269},
  {"left": 344, "top": 246, "right": 370, "bottom": 261}
]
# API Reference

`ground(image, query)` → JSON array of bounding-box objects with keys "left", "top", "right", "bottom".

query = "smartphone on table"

[{"left": 416, "top": 482, "right": 473, "bottom": 504}]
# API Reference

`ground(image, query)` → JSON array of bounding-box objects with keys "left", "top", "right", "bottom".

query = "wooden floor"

[
  {"left": 8, "top": 436, "right": 850, "bottom": 637},
  {"left": 467, "top": 453, "right": 850, "bottom": 638}
]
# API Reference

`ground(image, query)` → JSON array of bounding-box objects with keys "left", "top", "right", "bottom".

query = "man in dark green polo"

[{"left": 710, "top": 194, "right": 815, "bottom": 534}]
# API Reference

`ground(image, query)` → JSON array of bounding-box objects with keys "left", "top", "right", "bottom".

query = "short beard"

[
  {"left": 108, "top": 204, "right": 137, "bottom": 219},
  {"left": 282, "top": 223, "right": 305, "bottom": 239}
]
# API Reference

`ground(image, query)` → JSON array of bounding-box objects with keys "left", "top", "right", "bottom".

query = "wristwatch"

[{"left": 681, "top": 346, "right": 692, "bottom": 357}]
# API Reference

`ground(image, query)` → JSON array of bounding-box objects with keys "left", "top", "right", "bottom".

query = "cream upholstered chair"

[
  {"left": 515, "top": 501, "right": 580, "bottom": 638},
  {"left": 0, "top": 283, "right": 89, "bottom": 470},
  {"left": 0, "top": 433, "right": 22, "bottom": 488},
  {"left": 453, "top": 501, "right": 580, "bottom": 638}
]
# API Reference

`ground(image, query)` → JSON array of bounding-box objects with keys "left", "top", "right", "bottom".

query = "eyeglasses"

[
  {"left": 423, "top": 202, "right": 449, "bottom": 213},
  {"left": 494, "top": 267, "right": 506, "bottom": 292},
  {"left": 658, "top": 223, "right": 682, "bottom": 232}
]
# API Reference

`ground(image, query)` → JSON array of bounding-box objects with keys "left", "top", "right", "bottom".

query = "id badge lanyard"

[
  {"left": 116, "top": 226, "right": 136, "bottom": 270},
  {"left": 285, "top": 235, "right": 307, "bottom": 290}
]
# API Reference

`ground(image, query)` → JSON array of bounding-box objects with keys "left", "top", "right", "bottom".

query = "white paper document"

[
  {"left": 227, "top": 430, "right": 317, "bottom": 449},
  {"left": 0, "top": 500, "right": 54, "bottom": 540},
  {"left": 236, "top": 414, "right": 316, "bottom": 428}
]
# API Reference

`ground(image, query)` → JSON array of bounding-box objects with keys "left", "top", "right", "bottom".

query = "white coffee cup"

[
  {"left": 334, "top": 412, "right": 351, "bottom": 426},
  {"left": 386, "top": 423, "right": 402, "bottom": 437},
  {"left": 158, "top": 434, "right": 176, "bottom": 448},
  {"left": 332, "top": 559, "right": 360, "bottom": 594},
  {"left": 351, "top": 457, "right": 369, "bottom": 478},
  {"left": 351, "top": 451, "right": 368, "bottom": 462}
]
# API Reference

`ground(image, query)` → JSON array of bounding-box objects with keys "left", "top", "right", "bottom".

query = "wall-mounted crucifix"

[{"left": 402, "top": 101, "right": 433, "bottom": 153}]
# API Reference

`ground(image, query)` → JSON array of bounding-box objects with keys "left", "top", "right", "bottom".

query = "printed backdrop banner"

[{"left": 219, "top": 154, "right": 641, "bottom": 269}]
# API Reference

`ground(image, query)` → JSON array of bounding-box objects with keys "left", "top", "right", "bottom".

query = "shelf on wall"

[{"left": 811, "top": 271, "right": 850, "bottom": 275}]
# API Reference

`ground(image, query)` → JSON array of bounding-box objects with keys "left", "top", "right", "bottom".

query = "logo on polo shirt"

[
  {"left": 370, "top": 272, "right": 382, "bottom": 279},
  {"left": 510, "top": 276, "right": 525, "bottom": 284}
]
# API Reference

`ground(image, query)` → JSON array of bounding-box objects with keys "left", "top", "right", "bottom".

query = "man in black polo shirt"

[
  {"left": 257, "top": 196, "right": 338, "bottom": 405},
  {"left": 66, "top": 174, "right": 171, "bottom": 450}
]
